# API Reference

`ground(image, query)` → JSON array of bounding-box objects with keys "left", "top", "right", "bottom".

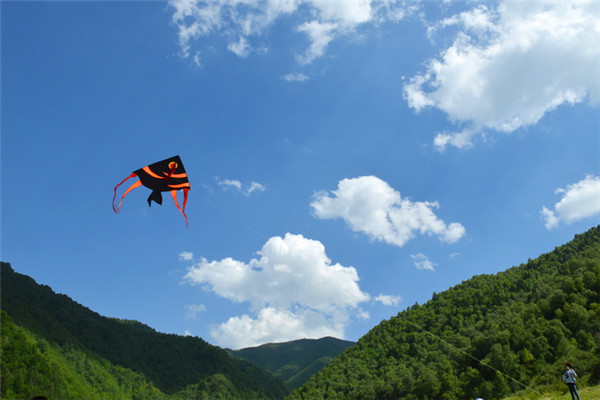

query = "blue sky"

[{"left": 2, "top": 0, "right": 599, "bottom": 349}]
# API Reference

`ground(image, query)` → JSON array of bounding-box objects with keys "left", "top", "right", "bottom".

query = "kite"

[{"left": 113, "top": 155, "right": 191, "bottom": 225}]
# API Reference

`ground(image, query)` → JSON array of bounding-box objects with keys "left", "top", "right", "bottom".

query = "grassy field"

[{"left": 503, "top": 385, "right": 599, "bottom": 400}]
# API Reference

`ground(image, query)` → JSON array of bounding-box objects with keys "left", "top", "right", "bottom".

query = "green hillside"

[
  {"left": 289, "top": 226, "right": 600, "bottom": 400},
  {"left": 230, "top": 337, "right": 355, "bottom": 389},
  {"left": 1, "top": 262, "right": 288, "bottom": 399},
  {"left": 1, "top": 310, "right": 167, "bottom": 400}
]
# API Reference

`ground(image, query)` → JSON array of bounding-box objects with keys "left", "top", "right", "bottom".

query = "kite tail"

[
  {"left": 112, "top": 173, "right": 141, "bottom": 213},
  {"left": 171, "top": 188, "right": 190, "bottom": 227}
]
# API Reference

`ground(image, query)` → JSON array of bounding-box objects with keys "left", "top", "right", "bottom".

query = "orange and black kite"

[{"left": 113, "top": 155, "right": 191, "bottom": 225}]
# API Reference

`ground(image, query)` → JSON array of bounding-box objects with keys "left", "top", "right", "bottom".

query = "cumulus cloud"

[
  {"left": 404, "top": 1, "right": 600, "bottom": 150},
  {"left": 217, "top": 178, "right": 265, "bottom": 196},
  {"left": 211, "top": 307, "right": 346, "bottom": 349},
  {"left": 311, "top": 176, "right": 465, "bottom": 247},
  {"left": 375, "top": 294, "right": 402, "bottom": 306},
  {"left": 541, "top": 175, "right": 600, "bottom": 229},
  {"left": 182, "top": 233, "right": 370, "bottom": 348},
  {"left": 168, "top": 0, "right": 409, "bottom": 65},
  {"left": 411, "top": 253, "right": 436, "bottom": 271}
]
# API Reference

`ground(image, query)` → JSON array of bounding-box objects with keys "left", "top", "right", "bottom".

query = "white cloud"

[
  {"left": 211, "top": 307, "right": 346, "bottom": 349},
  {"left": 411, "top": 253, "right": 437, "bottom": 271},
  {"left": 312, "top": 0, "right": 373, "bottom": 26},
  {"left": 227, "top": 36, "right": 251, "bottom": 58},
  {"left": 184, "top": 304, "right": 207, "bottom": 320},
  {"left": 375, "top": 294, "right": 402, "bottom": 306},
  {"left": 247, "top": 181, "right": 266, "bottom": 194},
  {"left": 357, "top": 309, "right": 370, "bottom": 320},
  {"left": 282, "top": 72, "right": 310, "bottom": 82},
  {"left": 541, "top": 175, "right": 600, "bottom": 229},
  {"left": 182, "top": 233, "right": 370, "bottom": 348},
  {"left": 217, "top": 178, "right": 265, "bottom": 195},
  {"left": 217, "top": 178, "right": 242, "bottom": 190},
  {"left": 311, "top": 176, "right": 465, "bottom": 247},
  {"left": 179, "top": 251, "right": 194, "bottom": 261},
  {"left": 404, "top": 1, "right": 600, "bottom": 150},
  {"left": 295, "top": 20, "right": 338, "bottom": 65},
  {"left": 168, "top": 0, "right": 410, "bottom": 66}
]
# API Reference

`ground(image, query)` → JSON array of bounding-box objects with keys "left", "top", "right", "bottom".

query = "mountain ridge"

[{"left": 229, "top": 336, "right": 355, "bottom": 389}]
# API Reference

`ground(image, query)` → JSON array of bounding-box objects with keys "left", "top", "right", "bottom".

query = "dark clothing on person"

[{"left": 566, "top": 383, "right": 580, "bottom": 400}]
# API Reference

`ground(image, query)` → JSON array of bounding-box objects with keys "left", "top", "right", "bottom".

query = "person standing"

[{"left": 562, "top": 362, "right": 581, "bottom": 400}]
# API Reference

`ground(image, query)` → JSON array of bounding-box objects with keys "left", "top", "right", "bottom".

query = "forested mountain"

[
  {"left": 1, "top": 262, "right": 288, "bottom": 399},
  {"left": 3, "top": 226, "right": 599, "bottom": 400},
  {"left": 289, "top": 226, "right": 600, "bottom": 400},
  {"left": 229, "top": 337, "right": 355, "bottom": 389},
  {"left": 1, "top": 310, "right": 169, "bottom": 400}
]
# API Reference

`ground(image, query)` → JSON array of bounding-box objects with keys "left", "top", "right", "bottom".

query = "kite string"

[
  {"left": 191, "top": 191, "right": 266, "bottom": 239},
  {"left": 396, "top": 314, "right": 546, "bottom": 398}
]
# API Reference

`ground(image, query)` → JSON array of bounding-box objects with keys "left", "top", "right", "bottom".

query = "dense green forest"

[
  {"left": 289, "top": 226, "right": 600, "bottom": 400},
  {"left": 1, "top": 310, "right": 167, "bottom": 400},
  {"left": 1, "top": 262, "right": 288, "bottom": 399},
  {"left": 229, "top": 337, "right": 355, "bottom": 389}
]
